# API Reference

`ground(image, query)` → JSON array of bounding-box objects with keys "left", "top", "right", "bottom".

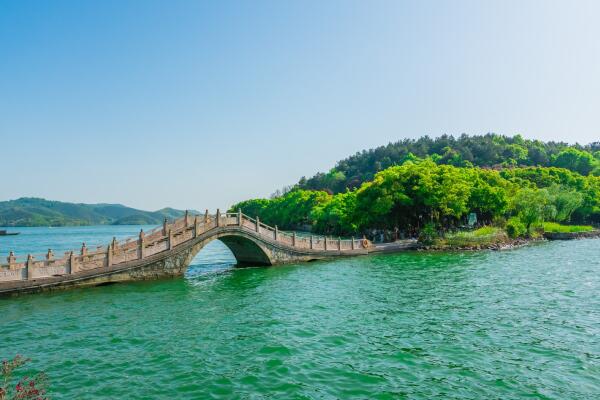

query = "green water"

[{"left": 1, "top": 227, "right": 600, "bottom": 399}]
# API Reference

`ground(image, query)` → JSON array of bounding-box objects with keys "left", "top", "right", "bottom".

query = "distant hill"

[{"left": 0, "top": 198, "right": 196, "bottom": 227}]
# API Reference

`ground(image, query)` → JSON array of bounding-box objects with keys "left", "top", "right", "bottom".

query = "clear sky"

[{"left": 1, "top": 0, "right": 599, "bottom": 211}]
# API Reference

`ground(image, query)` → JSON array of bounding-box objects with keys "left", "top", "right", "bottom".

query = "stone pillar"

[
  {"left": 338, "top": 238, "right": 341, "bottom": 251},
  {"left": 324, "top": 237, "right": 328, "bottom": 250},
  {"left": 194, "top": 216, "right": 200, "bottom": 238},
  {"left": 112, "top": 237, "right": 118, "bottom": 253},
  {"left": 216, "top": 209, "right": 221, "bottom": 227},
  {"left": 81, "top": 243, "right": 88, "bottom": 256},
  {"left": 46, "top": 249, "right": 54, "bottom": 260},
  {"left": 256, "top": 216, "right": 260, "bottom": 233},
  {"left": 204, "top": 209, "right": 209, "bottom": 223},
  {"left": 138, "top": 229, "right": 145, "bottom": 259},
  {"left": 184, "top": 210, "right": 189, "bottom": 227},
  {"left": 69, "top": 251, "right": 77, "bottom": 274},
  {"left": 292, "top": 232, "right": 296, "bottom": 247},
  {"left": 26, "top": 254, "right": 34, "bottom": 280},
  {"left": 351, "top": 237, "right": 355, "bottom": 250},
  {"left": 310, "top": 236, "right": 313, "bottom": 249},
  {"left": 163, "top": 218, "right": 168, "bottom": 236},
  {"left": 7, "top": 251, "right": 16, "bottom": 267},
  {"left": 107, "top": 243, "right": 113, "bottom": 267},
  {"left": 238, "top": 209, "right": 242, "bottom": 226},
  {"left": 168, "top": 229, "right": 173, "bottom": 250},
  {"left": 274, "top": 225, "right": 278, "bottom": 240}
]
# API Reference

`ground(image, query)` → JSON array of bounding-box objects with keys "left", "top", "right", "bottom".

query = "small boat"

[{"left": 0, "top": 230, "right": 19, "bottom": 236}]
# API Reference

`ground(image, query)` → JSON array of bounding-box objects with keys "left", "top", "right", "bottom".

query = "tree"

[
  {"left": 552, "top": 148, "right": 598, "bottom": 176},
  {"left": 230, "top": 190, "right": 331, "bottom": 230},
  {"left": 511, "top": 188, "right": 551, "bottom": 233},
  {"left": 467, "top": 169, "right": 510, "bottom": 223},
  {"left": 548, "top": 185, "right": 584, "bottom": 222},
  {"left": 311, "top": 191, "right": 357, "bottom": 235},
  {"left": 503, "top": 143, "right": 528, "bottom": 166},
  {"left": 229, "top": 198, "right": 270, "bottom": 221},
  {"left": 354, "top": 161, "right": 474, "bottom": 230}
]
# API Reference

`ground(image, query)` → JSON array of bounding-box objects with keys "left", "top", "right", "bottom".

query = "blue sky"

[{"left": 1, "top": 0, "right": 599, "bottom": 211}]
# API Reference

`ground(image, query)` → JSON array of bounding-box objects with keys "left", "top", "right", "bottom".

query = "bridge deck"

[{"left": 0, "top": 211, "right": 418, "bottom": 295}]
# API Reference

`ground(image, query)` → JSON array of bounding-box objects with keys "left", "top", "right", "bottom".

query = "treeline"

[
  {"left": 231, "top": 160, "right": 600, "bottom": 237},
  {"left": 297, "top": 134, "right": 600, "bottom": 194}
]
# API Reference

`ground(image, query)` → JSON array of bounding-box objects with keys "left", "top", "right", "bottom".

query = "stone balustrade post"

[
  {"left": 46, "top": 249, "right": 54, "bottom": 261},
  {"left": 163, "top": 218, "right": 168, "bottom": 236},
  {"left": 81, "top": 243, "right": 88, "bottom": 256},
  {"left": 107, "top": 243, "right": 113, "bottom": 266},
  {"left": 324, "top": 237, "right": 328, "bottom": 250},
  {"left": 338, "top": 238, "right": 341, "bottom": 251},
  {"left": 112, "top": 237, "right": 118, "bottom": 254},
  {"left": 184, "top": 210, "right": 189, "bottom": 227},
  {"left": 351, "top": 237, "right": 355, "bottom": 250},
  {"left": 256, "top": 216, "right": 260, "bottom": 233},
  {"left": 7, "top": 251, "right": 16, "bottom": 267},
  {"left": 292, "top": 232, "right": 296, "bottom": 247},
  {"left": 204, "top": 209, "right": 209, "bottom": 223},
  {"left": 194, "top": 216, "right": 200, "bottom": 238},
  {"left": 69, "top": 251, "right": 77, "bottom": 274},
  {"left": 216, "top": 209, "right": 221, "bottom": 227},
  {"left": 310, "top": 236, "right": 313, "bottom": 249},
  {"left": 168, "top": 229, "right": 173, "bottom": 250},
  {"left": 274, "top": 225, "right": 278, "bottom": 240},
  {"left": 26, "top": 254, "right": 34, "bottom": 280},
  {"left": 138, "top": 229, "right": 145, "bottom": 259},
  {"left": 238, "top": 209, "right": 242, "bottom": 226}
]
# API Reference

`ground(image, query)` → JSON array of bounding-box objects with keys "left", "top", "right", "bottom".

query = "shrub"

[
  {"left": 418, "top": 223, "right": 439, "bottom": 245},
  {"left": 492, "top": 216, "right": 507, "bottom": 228},
  {"left": 0, "top": 355, "right": 49, "bottom": 400},
  {"left": 506, "top": 217, "right": 527, "bottom": 238}
]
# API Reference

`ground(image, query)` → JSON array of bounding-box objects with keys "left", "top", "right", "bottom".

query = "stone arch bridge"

[{"left": 0, "top": 211, "right": 413, "bottom": 296}]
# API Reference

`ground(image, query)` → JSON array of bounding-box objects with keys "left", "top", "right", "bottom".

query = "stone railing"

[
  {"left": 0, "top": 210, "right": 369, "bottom": 284},
  {"left": 226, "top": 211, "right": 365, "bottom": 251}
]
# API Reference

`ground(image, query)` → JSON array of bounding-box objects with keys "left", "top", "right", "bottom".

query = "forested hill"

[
  {"left": 0, "top": 198, "right": 191, "bottom": 227},
  {"left": 297, "top": 134, "right": 600, "bottom": 193}
]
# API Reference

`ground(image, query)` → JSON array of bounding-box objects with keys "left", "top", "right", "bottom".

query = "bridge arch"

[{"left": 184, "top": 230, "right": 274, "bottom": 269}]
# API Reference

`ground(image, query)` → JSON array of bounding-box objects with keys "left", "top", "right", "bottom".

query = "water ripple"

[{"left": 1, "top": 238, "right": 600, "bottom": 399}]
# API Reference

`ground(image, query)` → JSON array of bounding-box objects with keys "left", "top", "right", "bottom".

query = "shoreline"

[
  {"left": 417, "top": 237, "right": 542, "bottom": 252},
  {"left": 543, "top": 230, "right": 600, "bottom": 241},
  {"left": 417, "top": 230, "right": 600, "bottom": 252}
]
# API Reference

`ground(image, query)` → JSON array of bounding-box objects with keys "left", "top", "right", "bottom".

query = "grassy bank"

[
  {"left": 431, "top": 227, "right": 509, "bottom": 249},
  {"left": 424, "top": 222, "right": 597, "bottom": 250},
  {"left": 541, "top": 222, "right": 595, "bottom": 233}
]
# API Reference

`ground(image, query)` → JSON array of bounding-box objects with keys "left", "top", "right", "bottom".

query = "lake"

[{"left": 1, "top": 226, "right": 599, "bottom": 399}]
